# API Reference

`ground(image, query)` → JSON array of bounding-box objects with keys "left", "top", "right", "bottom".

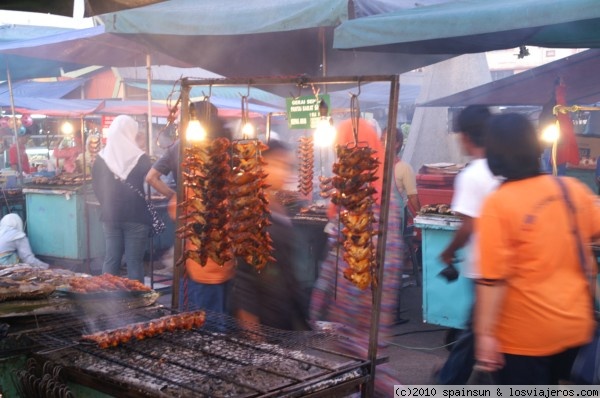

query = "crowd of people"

[{"left": 2, "top": 102, "right": 597, "bottom": 390}]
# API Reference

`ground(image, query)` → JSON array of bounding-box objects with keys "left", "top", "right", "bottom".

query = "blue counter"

[
  {"left": 414, "top": 215, "right": 473, "bottom": 329},
  {"left": 23, "top": 185, "right": 174, "bottom": 270},
  {"left": 24, "top": 185, "right": 104, "bottom": 264}
]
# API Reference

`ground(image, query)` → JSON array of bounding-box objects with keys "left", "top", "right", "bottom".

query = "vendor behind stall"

[
  {"left": 9, "top": 128, "right": 32, "bottom": 174},
  {"left": 53, "top": 135, "right": 83, "bottom": 173},
  {"left": 0, "top": 213, "right": 48, "bottom": 268}
]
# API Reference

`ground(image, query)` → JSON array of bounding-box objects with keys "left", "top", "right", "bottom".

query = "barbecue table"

[{"left": 6, "top": 305, "right": 373, "bottom": 397}]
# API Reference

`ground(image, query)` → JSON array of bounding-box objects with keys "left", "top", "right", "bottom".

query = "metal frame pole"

[{"left": 171, "top": 81, "right": 191, "bottom": 309}]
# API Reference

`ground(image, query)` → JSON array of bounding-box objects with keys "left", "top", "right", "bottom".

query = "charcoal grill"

[{"left": 23, "top": 305, "right": 372, "bottom": 397}]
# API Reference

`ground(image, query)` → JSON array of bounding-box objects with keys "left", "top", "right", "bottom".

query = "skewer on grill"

[{"left": 81, "top": 311, "right": 206, "bottom": 349}]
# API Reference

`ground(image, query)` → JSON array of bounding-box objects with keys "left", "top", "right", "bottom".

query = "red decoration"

[{"left": 555, "top": 82, "right": 580, "bottom": 165}]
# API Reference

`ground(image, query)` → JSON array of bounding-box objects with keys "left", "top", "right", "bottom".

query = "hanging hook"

[
  {"left": 350, "top": 94, "right": 361, "bottom": 145},
  {"left": 348, "top": 79, "right": 362, "bottom": 98},
  {"left": 311, "top": 83, "right": 320, "bottom": 102}
]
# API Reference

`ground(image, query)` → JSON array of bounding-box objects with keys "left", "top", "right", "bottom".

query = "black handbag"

[
  {"left": 555, "top": 177, "right": 599, "bottom": 385},
  {"left": 119, "top": 177, "right": 166, "bottom": 237}
]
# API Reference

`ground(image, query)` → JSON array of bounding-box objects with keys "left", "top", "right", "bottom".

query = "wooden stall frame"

[{"left": 174, "top": 75, "right": 400, "bottom": 397}]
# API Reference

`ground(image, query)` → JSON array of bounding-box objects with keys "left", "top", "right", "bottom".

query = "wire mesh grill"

[{"left": 25, "top": 305, "right": 368, "bottom": 397}]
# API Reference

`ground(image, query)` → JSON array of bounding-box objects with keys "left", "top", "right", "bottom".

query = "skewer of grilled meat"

[
  {"left": 297, "top": 136, "right": 314, "bottom": 196},
  {"left": 331, "top": 144, "right": 379, "bottom": 290},
  {"left": 177, "top": 138, "right": 233, "bottom": 266},
  {"left": 229, "top": 140, "right": 274, "bottom": 271},
  {"left": 81, "top": 311, "right": 206, "bottom": 349},
  {"left": 69, "top": 274, "right": 151, "bottom": 293}
]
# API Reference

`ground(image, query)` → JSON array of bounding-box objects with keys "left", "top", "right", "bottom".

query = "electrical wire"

[{"left": 387, "top": 340, "right": 456, "bottom": 351}]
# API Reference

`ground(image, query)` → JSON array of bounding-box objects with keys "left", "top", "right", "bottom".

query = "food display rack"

[{"left": 175, "top": 75, "right": 400, "bottom": 396}]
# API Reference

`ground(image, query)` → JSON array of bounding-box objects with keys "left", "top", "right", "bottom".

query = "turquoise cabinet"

[
  {"left": 565, "top": 166, "right": 596, "bottom": 193},
  {"left": 415, "top": 215, "right": 473, "bottom": 329},
  {"left": 24, "top": 185, "right": 104, "bottom": 263}
]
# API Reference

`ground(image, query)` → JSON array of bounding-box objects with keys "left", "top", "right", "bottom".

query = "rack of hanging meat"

[
  {"left": 168, "top": 75, "right": 399, "bottom": 397},
  {"left": 16, "top": 305, "right": 371, "bottom": 397}
]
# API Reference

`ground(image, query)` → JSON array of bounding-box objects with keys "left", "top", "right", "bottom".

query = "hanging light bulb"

[
  {"left": 541, "top": 122, "right": 559, "bottom": 144},
  {"left": 314, "top": 99, "right": 336, "bottom": 147},
  {"left": 61, "top": 121, "right": 74, "bottom": 136},
  {"left": 240, "top": 94, "right": 255, "bottom": 139},
  {"left": 186, "top": 119, "right": 206, "bottom": 143},
  {"left": 186, "top": 101, "right": 207, "bottom": 143},
  {"left": 241, "top": 121, "right": 255, "bottom": 138}
]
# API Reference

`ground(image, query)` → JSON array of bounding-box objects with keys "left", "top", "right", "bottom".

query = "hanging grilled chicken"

[
  {"left": 229, "top": 140, "right": 274, "bottom": 271},
  {"left": 297, "top": 136, "right": 314, "bottom": 196},
  {"left": 331, "top": 144, "right": 379, "bottom": 290}
]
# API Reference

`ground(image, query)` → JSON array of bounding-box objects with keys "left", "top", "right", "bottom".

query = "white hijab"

[
  {"left": 0, "top": 213, "right": 26, "bottom": 242},
  {"left": 98, "top": 115, "right": 144, "bottom": 180}
]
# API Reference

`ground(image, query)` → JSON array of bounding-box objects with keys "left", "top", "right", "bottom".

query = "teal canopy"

[
  {"left": 98, "top": 0, "right": 451, "bottom": 78},
  {"left": 334, "top": 0, "right": 600, "bottom": 54}
]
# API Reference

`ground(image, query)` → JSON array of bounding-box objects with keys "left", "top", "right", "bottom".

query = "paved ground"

[{"left": 383, "top": 284, "right": 451, "bottom": 385}]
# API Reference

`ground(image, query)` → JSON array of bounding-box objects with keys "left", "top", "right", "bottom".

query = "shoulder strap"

[
  {"left": 554, "top": 176, "right": 596, "bottom": 301},
  {"left": 555, "top": 177, "right": 587, "bottom": 270}
]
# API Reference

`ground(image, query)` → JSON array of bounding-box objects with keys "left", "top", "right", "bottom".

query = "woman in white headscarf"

[
  {"left": 92, "top": 115, "right": 152, "bottom": 283},
  {"left": 0, "top": 213, "right": 48, "bottom": 268}
]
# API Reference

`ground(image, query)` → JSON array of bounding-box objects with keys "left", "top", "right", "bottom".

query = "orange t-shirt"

[
  {"left": 174, "top": 190, "right": 235, "bottom": 284},
  {"left": 477, "top": 175, "right": 598, "bottom": 356},
  {"left": 327, "top": 118, "right": 384, "bottom": 219}
]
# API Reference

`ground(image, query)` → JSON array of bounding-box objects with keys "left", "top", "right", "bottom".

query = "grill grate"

[{"left": 25, "top": 305, "right": 368, "bottom": 397}]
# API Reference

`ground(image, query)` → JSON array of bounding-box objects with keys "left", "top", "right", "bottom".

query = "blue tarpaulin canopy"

[
  {"left": 333, "top": 0, "right": 600, "bottom": 54},
  {"left": 0, "top": 97, "right": 104, "bottom": 116},
  {"left": 0, "top": 25, "right": 191, "bottom": 68},
  {"left": 0, "top": 79, "right": 86, "bottom": 99},
  {"left": 0, "top": 24, "right": 87, "bottom": 81},
  {"left": 124, "top": 81, "right": 285, "bottom": 109}
]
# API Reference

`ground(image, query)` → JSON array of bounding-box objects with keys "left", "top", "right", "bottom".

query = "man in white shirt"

[{"left": 436, "top": 105, "right": 501, "bottom": 384}]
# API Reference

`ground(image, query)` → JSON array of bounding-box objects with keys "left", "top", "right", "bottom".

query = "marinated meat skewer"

[
  {"left": 297, "top": 136, "right": 314, "bottom": 196},
  {"left": 229, "top": 140, "right": 274, "bottom": 271},
  {"left": 177, "top": 137, "right": 233, "bottom": 266},
  {"left": 69, "top": 274, "right": 151, "bottom": 293},
  {"left": 81, "top": 311, "right": 206, "bottom": 349},
  {"left": 331, "top": 144, "right": 379, "bottom": 290}
]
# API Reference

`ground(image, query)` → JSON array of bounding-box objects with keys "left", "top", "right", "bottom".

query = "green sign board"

[{"left": 286, "top": 94, "right": 331, "bottom": 130}]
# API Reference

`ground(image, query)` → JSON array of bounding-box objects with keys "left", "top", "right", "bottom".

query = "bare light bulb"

[
  {"left": 314, "top": 117, "right": 336, "bottom": 147},
  {"left": 241, "top": 122, "right": 255, "bottom": 138},
  {"left": 61, "top": 121, "right": 74, "bottom": 135},
  {"left": 186, "top": 120, "right": 207, "bottom": 143},
  {"left": 541, "top": 123, "right": 559, "bottom": 144}
]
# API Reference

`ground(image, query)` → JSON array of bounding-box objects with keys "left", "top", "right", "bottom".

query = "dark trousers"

[
  {"left": 497, "top": 348, "right": 580, "bottom": 385},
  {"left": 436, "top": 326, "right": 475, "bottom": 384}
]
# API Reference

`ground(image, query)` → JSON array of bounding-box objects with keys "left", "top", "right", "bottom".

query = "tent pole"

[
  {"left": 365, "top": 74, "right": 400, "bottom": 397},
  {"left": 146, "top": 53, "right": 153, "bottom": 157},
  {"left": 172, "top": 81, "right": 191, "bottom": 310},
  {"left": 6, "top": 65, "right": 24, "bottom": 182},
  {"left": 319, "top": 27, "right": 327, "bottom": 77}
]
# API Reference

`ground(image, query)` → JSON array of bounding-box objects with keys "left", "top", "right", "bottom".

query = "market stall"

[
  {"left": 0, "top": 73, "right": 401, "bottom": 397},
  {"left": 170, "top": 74, "right": 400, "bottom": 396}
]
